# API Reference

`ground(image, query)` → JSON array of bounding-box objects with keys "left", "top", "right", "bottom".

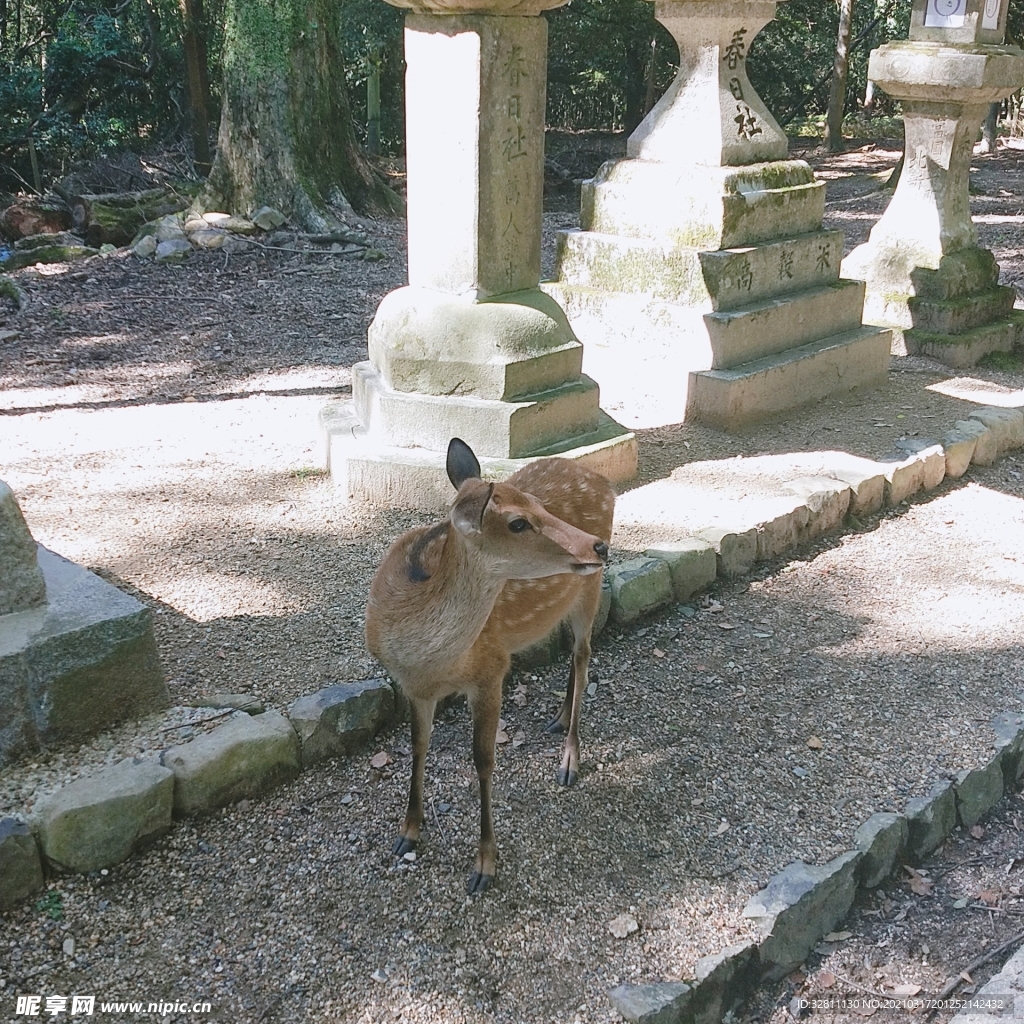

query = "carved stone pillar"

[
  {"left": 322, "top": 0, "right": 636, "bottom": 508},
  {"left": 842, "top": 0, "right": 1024, "bottom": 365}
]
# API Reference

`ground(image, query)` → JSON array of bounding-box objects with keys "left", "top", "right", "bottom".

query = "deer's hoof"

[
  {"left": 392, "top": 835, "right": 417, "bottom": 857},
  {"left": 467, "top": 871, "right": 494, "bottom": 895},
  {"left": 544, "top": 717, "right": 567, "bottom": 734},
  {"left": 556, "top": 767, "right": 578, "bottom": 787}
]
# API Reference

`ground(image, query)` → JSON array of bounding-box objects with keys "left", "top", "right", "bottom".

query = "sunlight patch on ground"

[
  {"left": 149, "top": 569, "right": 304, "bottom": 621},
  {"left": 927, "top": 376, "right": 1024, "bottom": 407},
  {"left": 818, "top": 483, "right": 1024, "bottom": 656},
  {"left": 973, "top": 213, "right": 1024, "bottom": 225}
]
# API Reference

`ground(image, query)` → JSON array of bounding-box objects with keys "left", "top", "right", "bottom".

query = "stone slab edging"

[
  {"left": 0, "top": 679, "right": 395, "bottom": 909},
  {"left": 0, "top": 403, "right": 1021, "bottom": 929},
  {"left": 606, "top": 709, "right": 1024, "bottom": 1024}
]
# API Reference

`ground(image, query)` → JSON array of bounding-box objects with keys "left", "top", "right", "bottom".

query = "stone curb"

[
  {"left": 1, "top": 405, "right": 1021, "bottom": 919},
  {"left": 601, "top": 405, "right": 1022, "bottom": 632},
  {"left": 607, "top": 705, "right": 1024, "bottom": 1023},
  {"left": 0, "top": 680, "right": 395, "bottom": 910}
]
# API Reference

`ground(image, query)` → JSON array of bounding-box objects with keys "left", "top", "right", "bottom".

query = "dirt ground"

[{"left": 1, "top": 138, "right": 1024, "bottom": 1024}]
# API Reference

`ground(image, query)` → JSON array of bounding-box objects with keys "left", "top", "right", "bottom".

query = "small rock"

[
  {"left": 252, "top": 206, "right": 287, "bottom": 230},
  {"left": 62, "top": 937, "right": 75, "bottom": 956},
  {"left": 608, "top": 913, "right": 639, "bottom": 938},
  {"left": 155, "top": 238, "right": 192, "bottom": 263},
  {"left": 190, "top": 228, "right": 228, "bottom": 250},
  {"left": 402, "top": 851, "right": 416, "bottom": 863},
  {"left": 131, "top": 234, "right": 158, "bottom": 258},
  {"left": 371, "top": 968, "right": 388, "bottom": 983}
]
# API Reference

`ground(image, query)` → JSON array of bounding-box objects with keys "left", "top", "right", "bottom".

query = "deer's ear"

[
  {"left": 446, "top": 437, "right": 481, "bottom": 490},
  {"left": 451, "top": 482, "right": 493, "bottom": 535}
]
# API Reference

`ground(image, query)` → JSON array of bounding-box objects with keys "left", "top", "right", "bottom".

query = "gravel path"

[{"left": 1, "top": 141, "right": 1023, "bottom": 1023}]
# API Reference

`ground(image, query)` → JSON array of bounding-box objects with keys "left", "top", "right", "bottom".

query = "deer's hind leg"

[
  {"left": 393, "top": 695, "right": 435, "bottom": 857},
  {"left": 554, "top": 575, "right": 601, "bottom": 787}
]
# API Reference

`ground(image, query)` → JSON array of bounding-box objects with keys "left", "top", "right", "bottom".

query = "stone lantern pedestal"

[
  {"left": 545, "top": 0, "right": 891, "bottom": 430},
  {"left": 841, "top": 0, "right": 1024, "bottom": 366},
  {"left": 321, "top": 1, "right": 636, "bottom": 509}
]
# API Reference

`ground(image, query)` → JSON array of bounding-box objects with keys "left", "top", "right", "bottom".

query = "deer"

[{"left": 365, "top": 437, "right": 614, "bottom": 894}]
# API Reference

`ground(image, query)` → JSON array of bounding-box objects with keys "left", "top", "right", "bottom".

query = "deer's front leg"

[
  {"left": 392, "top": 696, "right": 435, "bottom": 857},
  {"left": 467, "top": 686, "right": 500, "bottom": 894},
  {"left": 556, "top": 581, "right": 600, "bottom": 786}
]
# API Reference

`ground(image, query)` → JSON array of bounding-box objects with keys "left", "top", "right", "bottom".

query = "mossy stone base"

[{"left": 0, "top": 547, "right": 169, "bottom": 767}]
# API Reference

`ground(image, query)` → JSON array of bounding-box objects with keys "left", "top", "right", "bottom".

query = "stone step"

[
  {"left": 352, "top": 361, "right": 604, "bottom": 461},
  {"left": 553, "top": 229, "right": 844, "bottom": 311},
  {"left": 581, "top": 158, "right": 825, "bottom": 251},
  {"left": 687, "top": 326, "right": 892, "bottom": 429},
  {"left": 704, "top": 278, "right": 867, "bottom": 368},
  {"left": 908, "top": 285, "right": 1016, "bottom": 335},
  {"left": 905, "top": 310, "right": 1024, "bottom": 368},
  {"left": 322, "top": 402, "right": 637, "bottom": 510}
]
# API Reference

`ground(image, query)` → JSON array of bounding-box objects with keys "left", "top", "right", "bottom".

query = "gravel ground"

[{"left": 1, "top": 141, "right": 1024, "bottom": 1023}]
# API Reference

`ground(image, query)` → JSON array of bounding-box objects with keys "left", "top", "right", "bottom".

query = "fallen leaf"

[
  {"left": 512, "top": 730, "right": 526, "bottom": 748},
  {"left": 712, "top": 820, "right": 730, "bottom": 836},
  {"left": 977, "top": 888, "right": 1001, "bottom": 905},
  {"left": 818, "top": 971, "right": 836, "bottom": 989},
  {"left": 909, "top": 874, "right": 933, "bottom": 896},
  {"left": 952, "top": 898, "right": 968, "bottom": 909},
  {"left": 970, "top": 824, "right": 985, "bottom": 840},
  {"left": 608, "top": 914, "right": 639, "bottom": 939},
  {"left": 652, "top": 648, "right": 666, "bottom": 658},
  {"left": 708, "top": 601, "right": 725, "bottom": 613},
  {"left": 824, "top": 931, "right": 852, "bottom": 942},
  {"left": 495, "top": 730, "right": 510, "bottom": 744},
  {"left": 369, "top": 751, "right": 391, "bottom": 769},
  {"left": 696, "top": 665, "right": 708, "bottom": 671},
  {"left": 498, "top": 718, "right": 507, "bottom": 731},
  {"left": 851, "top": 1003, "right": 877, "bottom": 1017},
  {"left": 892, "top": 984, "right": 921, "bottom": 998},
  {"left": 691, "top": 797, "right": 704, "bottom": 806},
  {"left": 960, "top": 971, "right": 974, "bottom": 984},
  {"left": 513, "top": 684, "right": 528, "bottom": 707},
  {"left": 806, "top": 735, "right": 824, "bottom": 750}
]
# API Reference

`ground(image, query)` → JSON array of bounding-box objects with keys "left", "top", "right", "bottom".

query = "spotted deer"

[{"left": 365, "top": 438, "right": 614, "bottom": 894}]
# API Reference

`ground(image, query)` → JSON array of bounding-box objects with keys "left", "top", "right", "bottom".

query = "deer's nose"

[{"left": 593, "top": 541, "right": 609, "bottom": 561}]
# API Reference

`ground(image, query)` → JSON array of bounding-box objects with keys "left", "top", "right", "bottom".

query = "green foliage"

[
  {"left": 337, "top": 0, "right": 404, "bottom": 154},
  {"left": 546, "top": 0, "right": 677, "bottom": 132},
  {"left": 34, "top": 890, "right": 64, "bottom": 920},
  {"left": 0, "top": 0, "right": 222, "bottom": 191},
  {"left": 750, "top": 0, "right": 911, "bottom": 125}
]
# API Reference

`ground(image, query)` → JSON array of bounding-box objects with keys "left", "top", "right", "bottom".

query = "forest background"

[{"left": 0, "top": 0, "right": 1023, "bottom": 208}]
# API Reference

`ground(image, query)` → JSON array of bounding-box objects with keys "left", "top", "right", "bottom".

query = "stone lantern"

[
  {"left": 320, "top": 0, "right": 636, "bottom": 508},
  {"left": 544, "top": 0, "right": 891, "bottom": 429},
  {"left": 841, "top": 0, "right": 1024, "bottom": 366}
]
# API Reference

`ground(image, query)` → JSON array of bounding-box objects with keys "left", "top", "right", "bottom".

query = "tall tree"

[
  {"left": 206, "top": 0, "right": 401, "bottom": 228},
  {"left": 823, "top": 0, "right": 854, "bottom": 152}
]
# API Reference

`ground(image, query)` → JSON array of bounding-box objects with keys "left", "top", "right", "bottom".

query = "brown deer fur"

[{"left": 365, "top": 438, "right": 614, "bottom": 894}]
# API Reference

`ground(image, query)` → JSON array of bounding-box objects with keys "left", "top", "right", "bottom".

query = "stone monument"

[
  {"left": 544, "top": 0, "right": 892, "bottom": 430},
  {"left": 842, "top": 0, "right": 1024, "bottom": 367},
  {"left": 0, "top": 482, "right": 168, "bottom": 766},
  {"left": 321, "top": 0, "right": 636, "bottom": 509}
]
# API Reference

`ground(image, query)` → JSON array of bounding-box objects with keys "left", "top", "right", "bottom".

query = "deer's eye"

[{"left": 508, "top": 517, "right": 531, "bottom": 533}]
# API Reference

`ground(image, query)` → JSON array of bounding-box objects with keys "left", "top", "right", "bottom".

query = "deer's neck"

[{"left": 391, "top": 528, "right": 506, "bottom": 673}]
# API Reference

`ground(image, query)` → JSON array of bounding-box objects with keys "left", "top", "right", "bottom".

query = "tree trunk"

[
  {"left": 824, "top": 0, "right": 855, "bottom": 153},
  {"left": 179, "top": 0, "right": 212, "bottom": 172},
  {"left": 206, "top": 0, "right": 402, "bottom": 227},
  {"left": 979, "top": 102, "right": 999, "bottom": 154}
]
